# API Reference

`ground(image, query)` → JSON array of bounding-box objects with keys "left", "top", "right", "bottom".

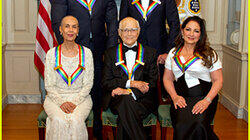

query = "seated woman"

[
  {"left": 163, "top": 16, "right": 223, "bottom": 140},
  {"left": 44, "top": 16, "right": 93, "bottom": 140}
]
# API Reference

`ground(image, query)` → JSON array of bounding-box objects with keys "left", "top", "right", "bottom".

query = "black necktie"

[{"left": 123, "top": 45, "right": 138, "bottom": 52}]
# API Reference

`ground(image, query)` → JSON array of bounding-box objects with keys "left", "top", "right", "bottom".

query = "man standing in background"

[
  {"left": 119, "top": 0, "right": 180, "bottom": 99},
  {"left": 50, "top": 0, "right": 118, "bottom": 139}
]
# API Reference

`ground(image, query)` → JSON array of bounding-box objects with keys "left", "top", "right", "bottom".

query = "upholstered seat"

[
  {"left": 37, "top": 110, "right": 94, "bottom": 140},
  {"left": 157, "top": 104, "right": 172, "bottom": 140},
  {"left": 101, "top": 108, "right": 157, "bottom": 140},
  {"left": 158, "top": 104, "right": 172, "bottom": 128}
]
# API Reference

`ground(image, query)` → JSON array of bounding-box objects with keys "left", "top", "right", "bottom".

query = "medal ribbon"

[
  {"left": 116, "top": 43, "right": 144, "bottom": 80},
  {"left": 173, "top": 47, "right": 200, "bottom": 73},
  {"left": 132, "top": 0, "right": 159, "bottom": 20},
  {"left": 54, "top": 44, "right": 85, "bottom": 86},
  {"left": 76, "top": 0, "right": 96, "bottom": 12}
]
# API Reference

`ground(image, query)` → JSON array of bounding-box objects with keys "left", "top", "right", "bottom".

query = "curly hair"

[{"left": 173, "top": 16, "right": 218, "bottom": 68}]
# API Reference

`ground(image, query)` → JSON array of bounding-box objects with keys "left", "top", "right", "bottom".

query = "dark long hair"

[{"left": 174, "top": 16, "right": 218, "bottom": 68}]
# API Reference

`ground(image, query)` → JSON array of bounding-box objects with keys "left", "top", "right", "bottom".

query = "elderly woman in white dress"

[{"left": 44, "top": 15, "right": 93, "bottom": 140}]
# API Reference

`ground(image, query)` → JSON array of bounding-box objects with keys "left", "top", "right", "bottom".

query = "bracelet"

[{"left": 205, "top": 97, "right": 212, "bottom": 103}]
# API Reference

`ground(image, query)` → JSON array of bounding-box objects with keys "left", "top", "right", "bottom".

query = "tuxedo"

[
  {"left": 119, "top": 0, "right": 180, "bottom": 54},
  {"left": 102, "top": 43, "right": 158, "bottom": 139},
  {"left": 50, "top": 0, "right": 118, "bottom": 138}
]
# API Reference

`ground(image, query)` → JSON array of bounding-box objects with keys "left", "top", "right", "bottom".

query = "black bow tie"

[{"left": 123, "top": 45, "right": 138, "bottom": 52}]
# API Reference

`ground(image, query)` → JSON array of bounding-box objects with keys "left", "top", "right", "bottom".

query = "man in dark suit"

[
  {"left": 50, "top": 0, "right": 118, "bottom": 139},
  {"left": 102, "top": 17, "right": 158, "bottom": 140},
  {"left": 119, "top": 0, "right": 180, "bottom": 100}
]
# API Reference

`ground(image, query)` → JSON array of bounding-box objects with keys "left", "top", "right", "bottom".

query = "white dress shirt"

[
  {"left": 124, "top": 42, "right": 138, "bottom": 100},
  {"left": 141, "top": 0, "right": 150, "bottom": 11},
  {"left": 87, "top": 0, "right": 93, "bottom": 38},
  {"left": 165, "top": 48, "right": 222, "bottom": 88}
]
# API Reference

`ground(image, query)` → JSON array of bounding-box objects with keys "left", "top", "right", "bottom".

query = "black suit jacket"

[
  {"left": 51, "top": 0, "right": 118, "bottom": 56},
  {"left": 102, "top": 43, "right": 158, "bottom": 112},
  {"left": 119, "top": 0, "right": 180, "bottom": 54}
]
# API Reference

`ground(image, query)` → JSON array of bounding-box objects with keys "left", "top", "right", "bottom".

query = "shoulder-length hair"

[{"left": 173, "top": 16, "right": 218, "bottom": 68}]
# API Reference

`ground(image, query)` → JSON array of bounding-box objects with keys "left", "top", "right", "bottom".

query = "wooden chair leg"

[
  {"left": 87, "top": 127, "right": 93, "bottom": 140},
  {"left": 38, "top": 128, "right": 45, "bottom": 140},
  {"left": 113, "top": 127, "right": 118, "bottom": 140},
  {"left": 102, "top": 126, "right": 114, "bottom": 140},
  {"left": 161, "top": 127, "right": 167, "bottom": 140},
  {"left": 211, "top": 125, "right": 214, "bottom": 130},
  {"left": 151, "top": 125, "right": 157, "bottom": 140}
]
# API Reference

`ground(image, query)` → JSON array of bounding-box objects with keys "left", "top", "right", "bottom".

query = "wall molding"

[
  {"left": 8, "top": 94, "right": 42, "bottom": 104},
  {"left": 2, "top": 96, "right": 8, "bottom": 109},
  {"left": 243, "top": 107, "right": 248, "bottom": 122},
  {"left": 219, "top": 91, "right": 243, "bottom": 119},
  {"left": 4, "top": 43, "right": 35, "bottom": 51},
  {"left": 222, "top": 45, "right": 248, "bottom": 61},
  {"left": 210, "top": 44, "right": 223, "bottom": 51}
]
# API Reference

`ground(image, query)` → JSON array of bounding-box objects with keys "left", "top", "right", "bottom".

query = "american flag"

[{"left": 34, "top": 0, "right": 58, "bottom": 77}]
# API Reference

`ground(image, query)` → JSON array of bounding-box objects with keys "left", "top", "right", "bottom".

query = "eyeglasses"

[{"left": 119, "top": 28, "right": 139, "bottom": 33}]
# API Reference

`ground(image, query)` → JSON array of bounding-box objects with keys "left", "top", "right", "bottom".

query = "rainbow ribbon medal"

[
  {"left": 173, "top": 47, "right": 200, "bottom": 73},
  {"left": 54, "top": 44, "right": 85, "bottom": 86},
  {"left": 116, "top": 43, "right": 144, "bottom": 80},
  {"left": 132, "top": 0, "right": 160, "bottom": 20},
  {"left": 76, "top": 0, "right": 96, "bottom": 14}
]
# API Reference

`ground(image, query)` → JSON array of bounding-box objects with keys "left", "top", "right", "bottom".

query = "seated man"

[{"left": 102, "top": 17, "right": 158, "bottom": 140}]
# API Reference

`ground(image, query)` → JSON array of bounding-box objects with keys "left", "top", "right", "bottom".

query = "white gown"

[{"left": 44, "top": 46, "right": 93, "bottom": 140}]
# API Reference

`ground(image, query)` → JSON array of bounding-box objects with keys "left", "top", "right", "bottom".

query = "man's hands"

[
  {"left": 112, "top": 87, "right": 130, "bottom": 97},
  {"left": 111, "top": 81, "right": 149, "bottom": 97},
  {"left": 131, "top": 81, "right": 149, "bottom": 94},
  {"left": 60, "top": 102, "right": 76, "bottom": 114},
  {"left": 157, "top": 53, "right": 168, "bottom": 64}
]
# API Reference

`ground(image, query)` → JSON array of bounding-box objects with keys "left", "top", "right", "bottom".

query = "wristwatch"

[{"left": 126, "top": 88, "right": 132, "bottom": 95}]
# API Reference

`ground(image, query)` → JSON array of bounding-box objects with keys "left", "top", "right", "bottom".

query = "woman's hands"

[
  {"left": 192, "top": 99, "right": 211, "bottom": 114},
  {"left": 60, "top": 102, "right": 76, "bottom": 114},
  {"left": 172, "top": 95, "right": 187, "bottom": 109},
  {"left": 172, "top": 95, "right": 211, "bottom": 114}
]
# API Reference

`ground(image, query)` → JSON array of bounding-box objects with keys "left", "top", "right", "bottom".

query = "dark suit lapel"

[
  {"left": 75, "top": 0, "right": 97, "bottom": 15},
  {"left": 90, "top": 0, "right": 98, "bottom": 16},
  {"left": 75, "top": 0, "right": 91, "bottom": 12},
  {"left": 115, "top": 44, "right": 129, "bottom": 80},
  {"left": 131, "top": 0, "right": 146, "bottom": 21},
  {"left": 146, "top": 0, "right": 161, "bottom": 21},
  {"left": 133, "top": 64, "right": 143, "bottom": 80},
  {"left": 148, "top": 0, "right": 153, "bottom": 7}
]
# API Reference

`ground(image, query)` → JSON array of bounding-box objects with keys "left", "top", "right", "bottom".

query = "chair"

[
  {"left": 37, "top": 110, "right": 94, "bottom": 140},
  {"left": 158, "top": 104, "right": 172, "bottom": 140},
  {"left": 101, "top": 108, "right": 157, "bottom": 140},
  {"left": 38, "top": 78, "right": 94, "bottom": 140}
]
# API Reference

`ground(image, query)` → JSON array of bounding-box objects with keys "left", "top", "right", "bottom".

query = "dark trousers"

[
  {"left": 159, "top": 63, "right": 169, "bottom": 99},
  {"left": 111, "top": 95, "right": 150, "bottom": 140},
  {"left": 89, "top": 41, "right": 103, "bottom": 139}
]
